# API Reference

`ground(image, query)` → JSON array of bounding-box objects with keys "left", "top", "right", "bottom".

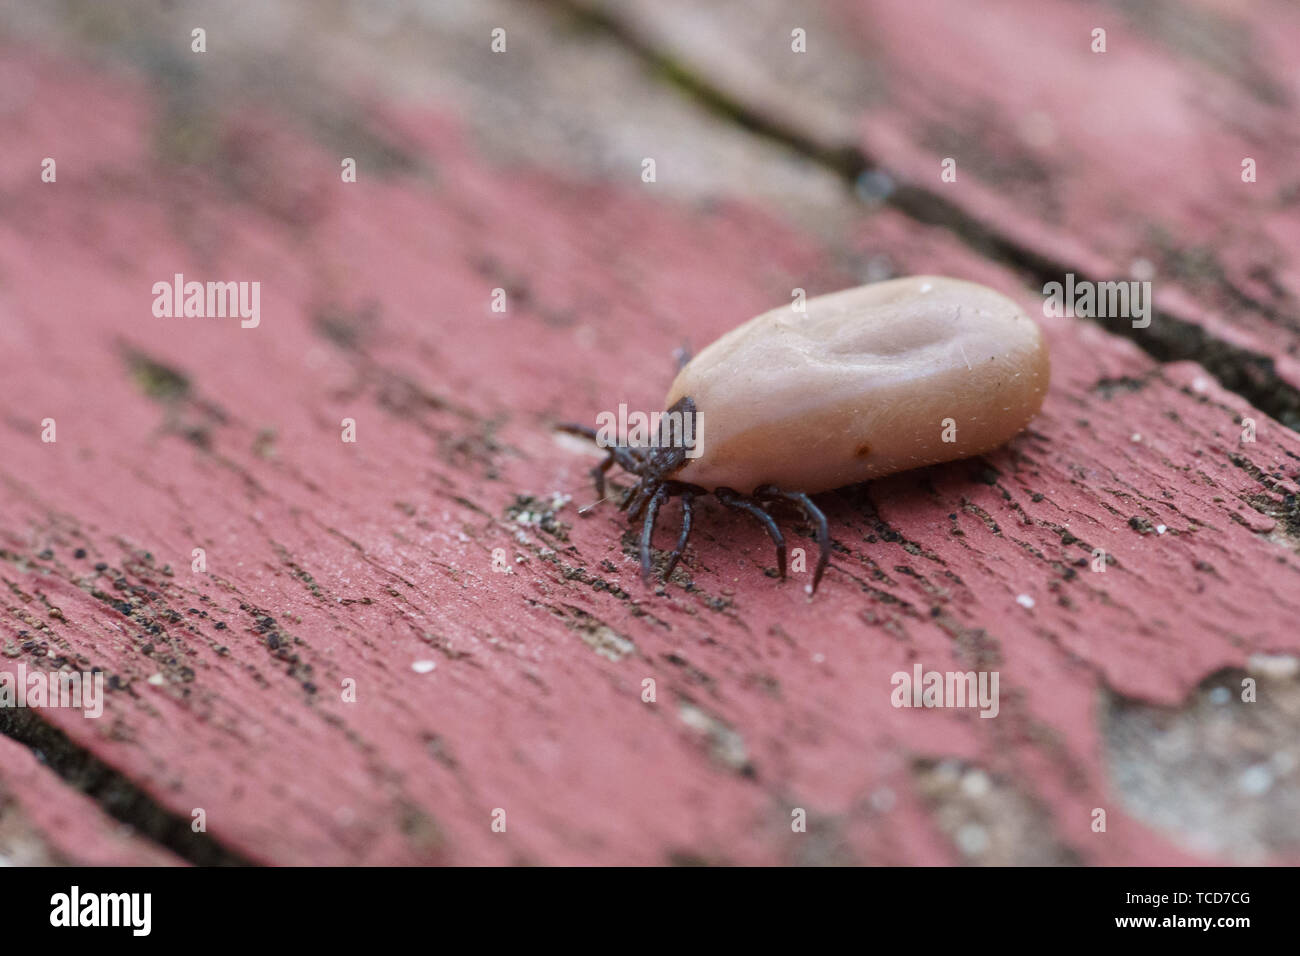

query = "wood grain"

[{"left": 0, "top": 0, "right": 1297, "bottom": 865}]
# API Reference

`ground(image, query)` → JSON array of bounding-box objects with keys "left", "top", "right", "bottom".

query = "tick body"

[{"left": 561, "top": 276, "right": 1050, "bottom": 594}]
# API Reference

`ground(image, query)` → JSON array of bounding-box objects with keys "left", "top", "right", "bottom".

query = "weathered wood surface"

[
  {"left": 567, "top": 0, "right": 1300, "bottom": 424},
  {"left": 0, "top": 1, "right": 1298, "bottom": 865}
]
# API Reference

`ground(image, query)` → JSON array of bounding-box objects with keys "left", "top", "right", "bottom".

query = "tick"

[{"left": 560, "top": 276, "right": 1050, "bottom": 593}]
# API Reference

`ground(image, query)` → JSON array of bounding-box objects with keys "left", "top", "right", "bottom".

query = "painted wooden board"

[
  {"left": 0, "top": 2, "right": 1297, "bottom": 865},
  {"left": 0, "top": 735, "right": 182, "bottom": 866},
  {"left": 564, "top": 0, "right": 1300, "bottom": 425}
]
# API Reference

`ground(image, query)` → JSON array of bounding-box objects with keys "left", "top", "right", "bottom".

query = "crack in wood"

[
  {"left": 544, "top": 0, "right": 1300, "bottom": 431},
  {"left": 0, "top": 705, "right": 255, "bottom": 866}
]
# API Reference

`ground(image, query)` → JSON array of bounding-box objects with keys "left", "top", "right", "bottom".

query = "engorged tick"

[{"left": 559, "top": 276, "right": 1050, "bottom": 594}]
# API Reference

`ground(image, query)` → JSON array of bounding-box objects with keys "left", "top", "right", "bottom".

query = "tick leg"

[
  {"left": 557, "top": 423, "right": 644, "bottom": 468},
  {"left": 623, "top": 477, "right": 654, "bottom": 517},
  {"left": 715, "top": 487, "right": 786, "bottom": 579},
  {"left": 640, "top": 484, "right": 670, "bottom": 584},
  {"left": 558, "top": 422, "right": 649, "bottom": 509},
  {"left": 591, "top": 451, "right": 615, "bottom": 499},
  {"left": 556, "top": 422, "right": 598, "bottom": 441},
  {"left": 590, "top": 441, "right": 644, "bottom": 475},
  {"left": 619, "top": 443, "right": 648, "bottom": 465},
  {"left": 672, "top": 344, "right": 693, "bottom": 372},
  {"left": 663, "top": 489, "right": 696, "bottom": 580},
  {"left": 755, "top": 485, "right": 830, "bottom": 592}
]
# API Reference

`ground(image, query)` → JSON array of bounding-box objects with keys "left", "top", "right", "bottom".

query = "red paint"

[
  {"left": 831, "top": 0, "right": 1300, "bottom": 387},
  {"left": 0, "top": 42, "right": 1295, "bottom": 866}
]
